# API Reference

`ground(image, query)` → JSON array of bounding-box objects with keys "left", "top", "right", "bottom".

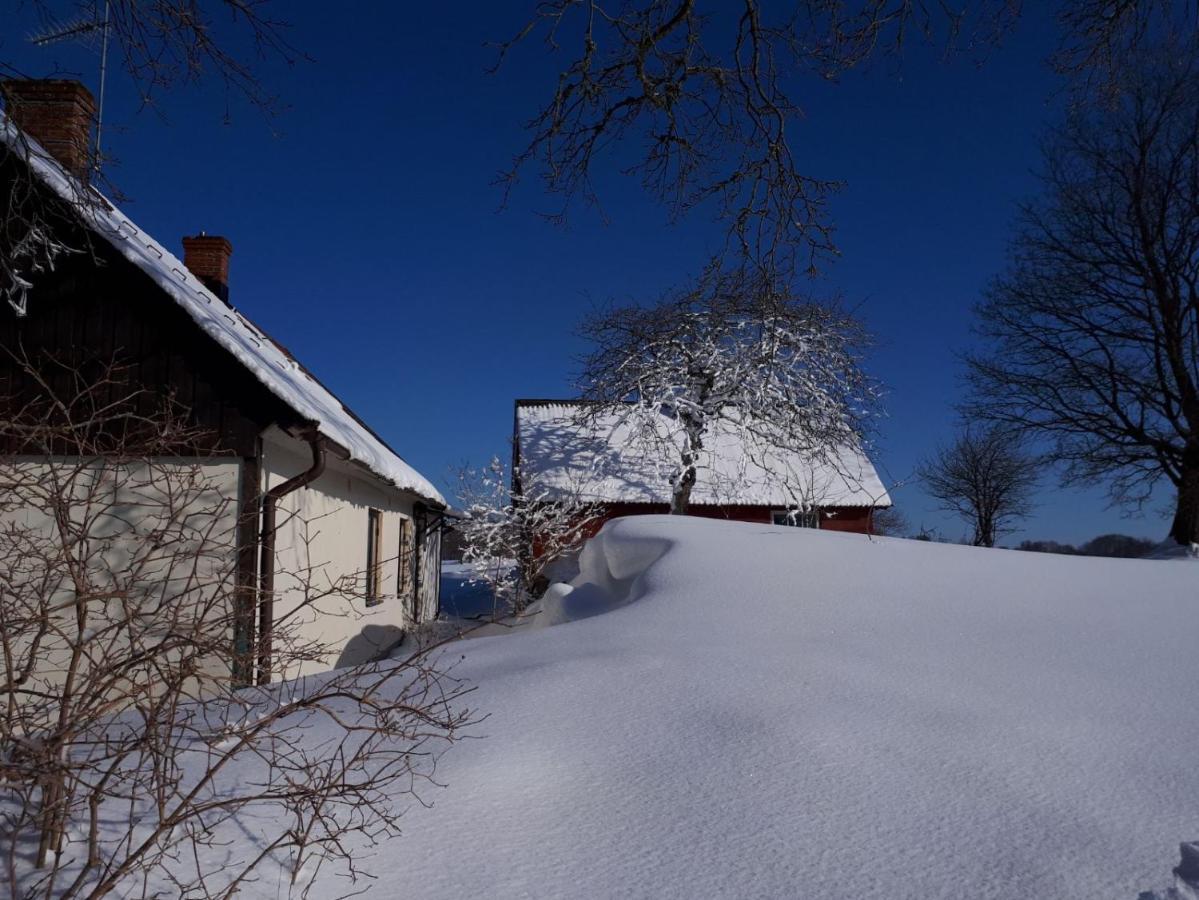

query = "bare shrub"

[{"left": 0, "top": 350, "right": 475, "bottom": 899}]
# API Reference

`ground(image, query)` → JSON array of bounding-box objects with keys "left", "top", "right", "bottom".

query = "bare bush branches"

[
  {"left": 0, "top": 349, "right": 475, "bottom": 898},
  {"left": 577, "top": 268, "right": 877, "bottom": 514},
  {"left": 918, "top": 425, "right": 1039, "bottom": 547},
  {"left": 967, "top": 48, "right": 1199, "bottom": 544}
]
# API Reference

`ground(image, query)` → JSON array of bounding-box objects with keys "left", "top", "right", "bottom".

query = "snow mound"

[
  {"left": 533, "top": 521, "right": 671, "bottom": 627},
  {"left": 331, "top": 516, "right": 1199, "bottom": 900},
  {"left": 1137, "top": 842, "right": 1199, "bottom": 900}
]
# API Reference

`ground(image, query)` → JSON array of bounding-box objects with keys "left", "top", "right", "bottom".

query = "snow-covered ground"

[{"left": 331, "top": 515, "right": 1198, "bottom": 900}]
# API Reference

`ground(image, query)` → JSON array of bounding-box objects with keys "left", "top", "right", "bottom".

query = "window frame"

[{"left": 365, "top": 507, "right": 384, "bottom": 606}]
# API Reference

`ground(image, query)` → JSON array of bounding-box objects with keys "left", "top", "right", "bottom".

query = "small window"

[
  {"left": 365, "top": 508, "right": 384, "bottom": 606},
  {"left": 771, "top": 509, "right": 819, "bottom": 528}
]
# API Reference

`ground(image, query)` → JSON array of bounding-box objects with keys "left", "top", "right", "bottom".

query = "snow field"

[{"left": 328, "top": 516, "right": 1198, "bottom": 900}]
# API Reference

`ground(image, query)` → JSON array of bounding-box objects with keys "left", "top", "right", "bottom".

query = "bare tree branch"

[
  {"left": 967, "top": 46, "right": 1199, "bottom": 544},
  {"left": 494, "top": 1, "right": 1020, "bottom": 276}
]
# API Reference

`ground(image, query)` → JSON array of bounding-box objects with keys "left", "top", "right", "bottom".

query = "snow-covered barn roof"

[
  {"left": 515, "top": 400, "right": 891, "bottom": 508},
  {"left": 2, "top": 117, "right": 444, "bottom": 506}
]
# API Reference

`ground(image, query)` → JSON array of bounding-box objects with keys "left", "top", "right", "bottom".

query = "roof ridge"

[{"left": 2, "top": 114, "right": 444, "bottom": 506}]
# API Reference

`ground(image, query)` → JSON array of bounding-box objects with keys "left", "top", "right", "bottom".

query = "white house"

[{"left": 0, "top": 79, "right": 445, "bottom": 685}]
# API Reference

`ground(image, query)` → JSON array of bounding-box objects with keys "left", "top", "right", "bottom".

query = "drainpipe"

[{"left": 257, "top": 430, "right": 325, "bottom": 685}]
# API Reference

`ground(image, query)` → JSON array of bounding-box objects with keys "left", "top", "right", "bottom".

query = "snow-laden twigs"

[
  {"left": 455, "top": 457, "right": 601, "bottom": 615},
  {"left": 0, "top": 126, "right": 97, "bottom": 318},
  {"left": 577, "top": 269, "right": 879, "bottom": 516}
]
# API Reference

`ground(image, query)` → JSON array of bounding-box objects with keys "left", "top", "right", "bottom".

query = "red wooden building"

[{"left": 513, "top": 400, "right": 891, "bottom": 539}]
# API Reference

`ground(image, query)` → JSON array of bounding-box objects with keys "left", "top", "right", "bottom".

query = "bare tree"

[
  {"left": 918, "top": 425, "right": 1038, "bottom": 547},
  {"left": 495, "top": 1, "right": 1194, "bottom": 279},
  {"left": 0, "top": 349, "right": 474, "bottom": 899},
  {"left": 967, "top": 49, "right": 1199, "bottom": 546},
  {"left": 7, "top": 1, "right": 299, "bottom": 119},
  {"left": 577, "top": 269, "right": 876, "bottom": 515}
]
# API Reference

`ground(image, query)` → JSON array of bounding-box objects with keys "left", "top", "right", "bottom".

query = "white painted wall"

[
  {"left": 2, "top": 436, "right": 439, "bottom": 692},
  {"left": 0, "top": 456, "right": 243, "bottom": 696},
  {"left": 261, "top": 429, "right": 430, "bottom": 678}
]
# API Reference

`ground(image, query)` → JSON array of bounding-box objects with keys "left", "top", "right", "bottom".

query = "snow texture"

[
  {"left": 1, "top": 118, "right": 444, "bottom": 506},
  {"left": 323, "top": 516, "right": 1196, "bottom": 899},
  {"left": 517, "top": 401, "right": 890, "bottom": 507}
]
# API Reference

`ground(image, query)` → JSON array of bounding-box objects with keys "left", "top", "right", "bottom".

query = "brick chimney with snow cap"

[
  {"left": 181, "top": 234, "right": 234, "bottom": 305},
  {"left": 1, "top": 79, "right": 96, "bottom": 180}
]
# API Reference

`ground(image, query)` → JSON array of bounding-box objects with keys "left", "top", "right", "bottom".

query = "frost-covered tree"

[
  {"left": 577, "top": 270, "right": 877, "bottom": 515},
  {"left": 918, "top": 425, "right": 1039, "bottom": 548},
  {"left": 455, "top": 457, "right": 599, "bottom": 614}
]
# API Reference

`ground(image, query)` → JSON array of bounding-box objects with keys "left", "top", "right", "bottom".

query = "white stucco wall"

[
  {"left": 261, "top": 429, "right": 430, "bottom": 677},
  {"left": 3, "top": 436, "right": 438, "bottom": 692},
  {"left": 0, "top": 456, "right": 243, "bottom": 697}
]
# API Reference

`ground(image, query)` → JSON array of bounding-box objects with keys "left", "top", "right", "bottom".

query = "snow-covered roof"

[
  {"left": 2, "top": 117, "right": 444, "bottom": 506},
  {"left": 515, "top": 400, "right": 890, "bottom": 508}
]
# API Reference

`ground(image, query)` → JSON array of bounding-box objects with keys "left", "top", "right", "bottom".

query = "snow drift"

[{"left": 339, "top": 516, "right": 1198, "bottom": 900}]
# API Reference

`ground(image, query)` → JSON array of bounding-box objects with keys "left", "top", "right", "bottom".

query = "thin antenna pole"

[{"left": 94, "top": 0, "right": 110, "bottom": 174}]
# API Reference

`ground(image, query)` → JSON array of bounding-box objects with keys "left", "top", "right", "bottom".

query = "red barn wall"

[{"left": 531, "top": 503, "right": 877, "bottom": 559}]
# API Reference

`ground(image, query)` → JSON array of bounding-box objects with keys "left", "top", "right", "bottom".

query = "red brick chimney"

[
  {"left": 1, "top": 79, "right": 96, "bottom": 180},
  {"left": 182, "top": 234, "right": 234, "bottom": 305}
]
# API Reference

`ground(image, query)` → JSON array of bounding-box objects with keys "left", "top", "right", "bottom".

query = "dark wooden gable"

[{"left": 0, "top": 166, "right": 302, "bottom": 455}]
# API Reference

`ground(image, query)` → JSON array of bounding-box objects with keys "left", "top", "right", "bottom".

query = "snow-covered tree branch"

[
  {"left": 576, "top": 269, "right": 879, "bottom": 515},
  {"left": 455, "top": 457, "right": 600, "bottom": 615}
]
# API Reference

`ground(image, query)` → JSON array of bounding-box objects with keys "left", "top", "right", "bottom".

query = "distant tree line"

[{"left": 1017, "top": 534, "right": 1157, "bottom": 559}]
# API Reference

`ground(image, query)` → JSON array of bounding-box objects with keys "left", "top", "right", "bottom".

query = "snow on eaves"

[
  {"left": 516, "top": 400, "right": 891, "bottom": 508},
  {"left": 2, "top": 118, "right": 444, "bottom": 506}
]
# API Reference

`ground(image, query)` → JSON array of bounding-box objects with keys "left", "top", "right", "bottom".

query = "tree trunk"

[
  {"left": 671, "top": 465, "right": 695, "bottom": 515},
  {"left": 974, "top": 518, "right": 996, "bottom": 548},
  {"left": 671, "top": 422, "right": 703, "bottom": 515},
  {"left": 1169, "top": 449, "right": 1199, "bottom": 545}
]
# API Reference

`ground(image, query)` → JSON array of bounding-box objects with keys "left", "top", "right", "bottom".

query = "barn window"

[
  {"left": 771, "top": 509, "right": 819, "bottom": 528},
  {"left": 365, "top": 508, "right": 384, "bottom": 606},
  {"left": 397, "top": 515, "right": 415, "bottom": 619}
]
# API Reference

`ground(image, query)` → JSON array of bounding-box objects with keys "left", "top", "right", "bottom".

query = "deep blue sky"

[{"left": 4, "top": 2, "right": 1172, "bottom": 543}]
